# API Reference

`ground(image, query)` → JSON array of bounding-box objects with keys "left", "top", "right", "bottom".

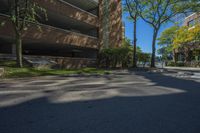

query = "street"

[{"left": 0, "top": 70, "right": 200, "bottom": 133}]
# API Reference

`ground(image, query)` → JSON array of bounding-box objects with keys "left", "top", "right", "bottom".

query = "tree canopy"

[
  {"left": 173, "top": 24, "right": 200, "bottom": 49},
  {"left": 132, "top": 0, "right": 200, "bottom": 67},
  {"left": 157, "top": 25, "right": 179, "bottom": 60},
  {"left": 6, "top": 0, "right": 49, "bottom": 67},
  {"left": 158, "top": 25, "right": 179, "bottom": 46}
]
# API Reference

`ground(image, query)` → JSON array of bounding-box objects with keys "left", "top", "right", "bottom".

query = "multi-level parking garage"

[{"left": 0, "top": 0, "right": 122, "bottom": 67}]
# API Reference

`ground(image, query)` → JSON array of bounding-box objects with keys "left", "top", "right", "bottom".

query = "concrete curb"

[{"left": 164, "top": 67, "right": 200, "bottom": 71}]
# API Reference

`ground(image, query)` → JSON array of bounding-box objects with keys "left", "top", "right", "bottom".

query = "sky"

[{"left": 123, "top": 13, "right": 173, "bottom": 54}]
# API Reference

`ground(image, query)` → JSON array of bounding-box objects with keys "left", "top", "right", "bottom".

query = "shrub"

[
  {"left": 176, "top": 61, "right": 185, "bottom": 67},
  {"left": 137, "top": 53, "right": 151, "bottom": 67},
  {"left": 98, "top": 47, "right": 132, "bottom": 68},
  {"left": 166, "top": 61, "right": 185, "bottom": 67},
  {"left": 166, "top": 61, "right": 176, "bottom": 66},
  {"left": 185, "top": 61, "right": 200, "bottom": 67}
]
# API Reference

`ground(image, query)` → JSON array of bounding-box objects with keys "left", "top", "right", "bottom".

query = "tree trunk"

[
  {"left": 185, "top": 48, "right": 192, "bottom": 64},
  {"left": 133, "top": 15, "right": 137, "bottom": 68},
  {"left": 151, "top": 29, "right": 159, "bottom": 68},
  {"left": 173, "top": 49, "right": 177, "bottom": 63},
  {"left": 16, "top": 33, "right": 23, "bottom": 68}
]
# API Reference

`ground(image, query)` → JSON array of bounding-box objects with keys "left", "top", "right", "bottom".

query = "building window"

[
  {"left": 188, "top": 16, "right": 200, "bottom": 26},
  {"left": 188, "top": 19, "right": 195, "bottom": 27}
]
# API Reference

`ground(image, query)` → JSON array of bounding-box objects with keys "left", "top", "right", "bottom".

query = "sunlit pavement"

[
  {"left": 0, "top": 71, "right": 200, "bottom": 133},
  {"left": 164, "top": 66, "right": 200, "bottom": 71}
]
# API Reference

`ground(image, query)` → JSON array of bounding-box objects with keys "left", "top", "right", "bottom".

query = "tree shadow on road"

[
  {"left": 0, "top": 72, "right": 200, "bottom": 133},
  {"left": 133, "top": 71, "right": 200, "bottom": 93}
]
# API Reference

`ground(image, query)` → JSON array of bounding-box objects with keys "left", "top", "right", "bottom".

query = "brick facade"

[
  {"left": 0, "top": 16, "right": 98, "bottom": 49},
  {"left": 35, "top": 0, "right": 99, "bottom": 27},
  {"left": 0, "top": 0, "right": 123, "bottom": 68},
  {"left": 99, "top": 0, "right": 123, "bottom": 49}
]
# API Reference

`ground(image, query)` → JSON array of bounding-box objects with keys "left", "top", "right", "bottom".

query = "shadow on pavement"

[{"left": 0, "top": 72, "right": 200, "bottom": 133}]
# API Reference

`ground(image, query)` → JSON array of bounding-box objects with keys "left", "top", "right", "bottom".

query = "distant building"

[
  {"left": 173, "top": 12, "right": 194, "bottom": 26},
  {"left": 175, "top": 12, "right": 200, "bottom": 65},
  {"left": 0, "top": 0, "right": 123, "bottom": 68},
  {"left": 183, "top": 13, "right": 200, "bottom": 27}
]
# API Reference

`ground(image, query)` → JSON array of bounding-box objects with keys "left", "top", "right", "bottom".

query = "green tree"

[
  {"left": 124, "top": 0, "right": 140, "bottom": 67},
  {"left": 122, "top": 37, "right": 143, "bottom": 65},
  {"left": 99, "top": 47, "right": 132, "bottom": 68},
  {"left": 173, "top": 25, "right": 200, "bottom": 49},
  {"left": 157, "top": 46, "right": 172, "bottom": 61},
  {"left": 136, "top": 0, "right": 200, "bottom": 67},
  {"left": 138, "top": 52, "right": 151, "bottom": 68},
  {"left": 158, "top": 26, "right": 179, "bottom": 47},
  {"left": 7, "top": 0, "right": 48, "bottom": 67},
  {"left": 136, "top": 46, "right": 142, "bottom": 54},
  {"left": 157, "top": 25, "right": 179, "bottom": 62},
  {"left": 173, "top": 24, "right": 200, "bottom": 62},
  {"left": 122, "top": 37, "right": 132, "bottom": 48}
]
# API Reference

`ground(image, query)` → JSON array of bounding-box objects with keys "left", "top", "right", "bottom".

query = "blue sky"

[{"left": 123, "top": 13, "right": 173, "bottom": 53}]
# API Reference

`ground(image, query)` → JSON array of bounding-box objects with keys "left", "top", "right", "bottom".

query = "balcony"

[
  {"left": 0, "top": 15, "right": 98, "bottom": 49},
  {"left": 63, "top": 0, "right": 99, "bottom": 15},
  {"left": 35, "top": 0, "right": 99, "bottom": 27}
]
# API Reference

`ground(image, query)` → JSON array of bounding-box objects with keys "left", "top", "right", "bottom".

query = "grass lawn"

[{"left": 0, "top": 60, "right": 110, "bottom": 78}]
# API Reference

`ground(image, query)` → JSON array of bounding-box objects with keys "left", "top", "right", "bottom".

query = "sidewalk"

[{"left": 164, "top": 66, "right": 200, "bottom": 72}]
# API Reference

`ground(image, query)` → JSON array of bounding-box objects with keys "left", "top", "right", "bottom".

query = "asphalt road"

[{"left": 0, "top": 71, "right": 200, "bottom": 133}]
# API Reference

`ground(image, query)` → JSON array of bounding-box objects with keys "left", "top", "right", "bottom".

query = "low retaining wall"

[
  {"left": 0, "top": 54, "right": 16, "bottom": 60},
  {"left": 0, "top": 54, "right": 97, "bottom": 69},
  {"left": 53, "top": 57, "right": 96, "bottom": 69},
  {"left": 24, "top": 55, "right": 96, "bottom": 69}
]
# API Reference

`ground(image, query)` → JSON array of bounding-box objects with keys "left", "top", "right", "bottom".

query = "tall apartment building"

[{"left": 0, "top": 0, "right": 123, "bottom": 68}]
